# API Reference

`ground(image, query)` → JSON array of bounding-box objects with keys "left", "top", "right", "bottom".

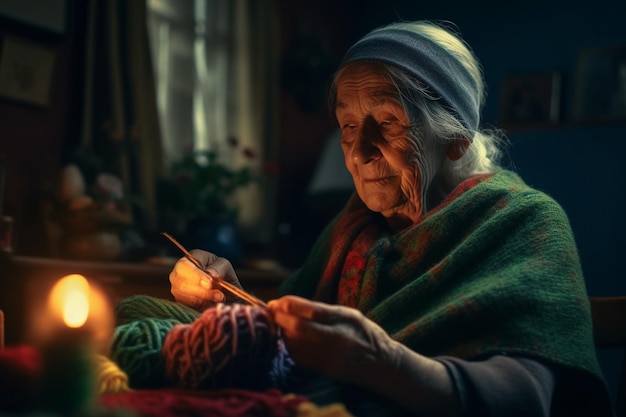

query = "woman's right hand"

[{"left": 169, "top": 249, "right": 241, "bottom": 310}]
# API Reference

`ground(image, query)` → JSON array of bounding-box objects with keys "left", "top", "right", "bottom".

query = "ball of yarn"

[
  {"left": 94, "top": 354, "right": 131, "bottom": 394},
  {"left": 116, "top": 295, "right": 200, "bottom": 326},
  {"left": 110, "top": 317, "right": 179, "bottom": 388},
  {"left": 163, "top": 303, "right": 278, "bottom": 390}
]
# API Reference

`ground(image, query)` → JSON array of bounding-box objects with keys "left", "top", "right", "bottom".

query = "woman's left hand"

[
  {"left": 267, "top": 295, "right": 398, "bottom": 383},
  {"left": 269, "top": 295, "right": 460, "bottom": 416}
]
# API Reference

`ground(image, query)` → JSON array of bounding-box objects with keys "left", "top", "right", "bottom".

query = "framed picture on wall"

[
  {"left": 0, "top": 0, "right": 67, "bottom": 34},
  {"left": 573, "top": 44, "right": 626, "bottom": 122},
  {"left": 0, "top": 35, "right": 56, "bottom": 107},
  {"left": 499, "top": 72, "right": 562, "bottom": 127}
]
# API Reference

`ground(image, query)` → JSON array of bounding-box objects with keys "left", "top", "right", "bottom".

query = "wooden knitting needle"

[{"left": 161, "top": 232, "right": 267, "bottom": 308}]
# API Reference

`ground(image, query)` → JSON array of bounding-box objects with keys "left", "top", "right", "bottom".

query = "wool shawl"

[{"left": 279, "top": 169, "right": 604, "bottom": 382}]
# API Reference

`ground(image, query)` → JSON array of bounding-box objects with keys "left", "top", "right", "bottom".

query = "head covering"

[{"left": 340, "top": 26, "right": 480, "bottom": 132}]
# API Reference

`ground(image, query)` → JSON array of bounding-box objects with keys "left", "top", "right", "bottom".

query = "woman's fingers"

[
  {"left": 190, "top": 248, "right": 217, "bottom": 267},
  {"left": 269, "top": 295, "right": 346, "bottom": 323},
  {"left": 268, "top": 296, "right": 348, "bottom": 343},
  {"left": 205, "top": 256, "right": 241, "bottom": 288},
  {"left": 171, "top": 282, "right": 224, "bottom": 309},
  {"left": 169, "top": 249, "right": 245, "bottom": 309},
  {"left": 268, "top": 295, "right": 312, "bottom": 317},
  {"left": 268, "top": 295, "right": 393, "bottom": 382},
  {"left": 170, "top": 255, "right": 227, "bottom": 308}
]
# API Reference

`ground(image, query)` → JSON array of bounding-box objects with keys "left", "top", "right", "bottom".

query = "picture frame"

[
  {"left": 0, "top": 0, "right": 67, "bottom": 34},
  {"left": 0, "top": 35, "right": 56, "bottom": 107},
  {"left": 499, "top": 72, "right": 562, "bottom": 127},
  {"left": 573, "top": 44, "right": 626, "bottom": 122}
]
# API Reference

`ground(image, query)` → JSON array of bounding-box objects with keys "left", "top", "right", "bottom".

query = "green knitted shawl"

[{"left": 280, "top": 169, "right": 603, "bottom": 380}]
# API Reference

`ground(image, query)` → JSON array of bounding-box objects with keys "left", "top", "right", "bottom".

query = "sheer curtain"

[{"left": 146, "top": 0, "right": 279, "bottom": 243}]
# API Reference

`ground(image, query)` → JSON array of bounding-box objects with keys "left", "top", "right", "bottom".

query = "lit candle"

[{"left": 32, "top": 274, "right": 113, "bottom": 414}]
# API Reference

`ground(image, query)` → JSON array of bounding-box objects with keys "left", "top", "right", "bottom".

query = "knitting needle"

[{"left": 161, "top": 232, "right": 268, "bottom": 308}]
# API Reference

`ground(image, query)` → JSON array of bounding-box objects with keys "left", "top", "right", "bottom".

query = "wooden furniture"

[
  {"left": 590, "top": 296, "right": 626, "bottom": 417},
  {"left": 0, "top": 254, "right": 288, "bottom": 346}
]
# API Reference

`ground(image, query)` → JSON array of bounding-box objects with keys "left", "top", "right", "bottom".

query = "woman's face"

[{"left": 335, "top": 64, "right": 423, "bottom": 224}]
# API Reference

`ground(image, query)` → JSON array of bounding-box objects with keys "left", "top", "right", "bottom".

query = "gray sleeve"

[{"left": 437, "top": 355, "right": 555, "bottom": 417}]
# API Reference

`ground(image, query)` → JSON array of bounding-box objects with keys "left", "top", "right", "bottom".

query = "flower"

[{"left": 158, "top": 138, "right": 263, "bottom": 221}]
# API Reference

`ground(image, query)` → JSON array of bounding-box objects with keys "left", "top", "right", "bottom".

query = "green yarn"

[
  {"left": 112, "top": 295, "right": 201, "bottom": 388},
  {"left": 115, "top": 295, "right": 200, "bottom": 326},
  {"left": 111, "top": 317, "right": 179, "bottom": 388},
  {"left": 110, "top": 295, "right": 303, "bottom": 391}
]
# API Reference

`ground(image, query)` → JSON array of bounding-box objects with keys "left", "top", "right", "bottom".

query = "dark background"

[{"left": 0, "top": 0, "right": 624, "bottom": 401}]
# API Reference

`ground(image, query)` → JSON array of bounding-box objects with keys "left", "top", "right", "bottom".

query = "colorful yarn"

[
  {"left": 115, "top": 295, "right": 200, "bottom": 325},
  {"left": 94, "top": 354, "right": 131, "bottom": 394},
  {"left": 110, "top": 316, "right": 179, "bottom": 388},
  {"left": 110, "top": 295, "right": 303, "bottom": 391},
  {"left": 162, "top": 303, "right": 279, "bottom": 390}
]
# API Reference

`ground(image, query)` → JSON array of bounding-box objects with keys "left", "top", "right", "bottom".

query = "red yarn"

[
  {"left": 162, "top": 303, "right": 278, "bottom": 389},
  {"left": 100, "top": 387, "right": 308, "bottom": 417},
  {"left": 0, "top": 346, "right": 42, "bottom": 413}
]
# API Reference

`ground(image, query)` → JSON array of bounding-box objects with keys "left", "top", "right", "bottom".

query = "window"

[
  {"left": 146, "top": 0, "right": 279, "bottom": 243},
  {"left": 147, "top": 0, "right": 233, "bottom": 165}
]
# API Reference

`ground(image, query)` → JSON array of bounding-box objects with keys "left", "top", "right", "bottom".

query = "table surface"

[{"left": 0, "top": 254, "right": 291, "bottom": 345}]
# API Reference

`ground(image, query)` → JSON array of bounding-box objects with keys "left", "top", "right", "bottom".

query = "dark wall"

[
  {"left": 274, "top": 0, "right": 361, "bottom": 265},
  {"left": 0, "top": 0, "right": 84, "bottom": 256}
]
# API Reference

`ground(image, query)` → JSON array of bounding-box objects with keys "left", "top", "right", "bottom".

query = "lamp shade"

[
  {"left": 308, "top": 130, "right": 353, "bottom": 195},
  {"left": 307, "top": 130, "right": 354, "bottom": 214}
]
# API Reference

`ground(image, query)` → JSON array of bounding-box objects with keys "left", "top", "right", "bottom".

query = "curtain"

[
  {"left": 147, "top": 0, "right": 279, "bottom": 244},
  {"left": 231, "top": 0, "right": 280, "bottom": 242},
  {"left": 80, "top": 0, "right": 164, "bottom": 231},
  {"left": 79, "top": 0, "right": 280, "bottom": 244}
]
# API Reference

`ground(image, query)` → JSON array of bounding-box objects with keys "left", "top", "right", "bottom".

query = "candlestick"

[{"left": 32, "top": 274, "right": 113, "bottom": 414}]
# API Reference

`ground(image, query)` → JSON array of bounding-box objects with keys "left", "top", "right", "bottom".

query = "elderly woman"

[{"left": 169, "top": 21, "right": 612, "bottom": 416}]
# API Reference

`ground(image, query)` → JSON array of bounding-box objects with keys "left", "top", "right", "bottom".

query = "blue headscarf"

[{"left": 341, "top": 26, "right": 480, "bottom": 132}]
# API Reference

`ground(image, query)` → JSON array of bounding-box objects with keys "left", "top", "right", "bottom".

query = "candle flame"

[{"left": 50, "top": 274, "right": 90, "bottom": 328}]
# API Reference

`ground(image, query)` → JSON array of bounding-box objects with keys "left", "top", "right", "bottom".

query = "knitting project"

[
  {"left": 110, "top": 295, "right": 300, "bottom": 391},
  {"left": 163, "top": 302, "right": 278, "bottom": 389}
]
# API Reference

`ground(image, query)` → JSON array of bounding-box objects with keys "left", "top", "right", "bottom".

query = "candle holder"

[
  {"left": 39, "top": 332, "right": 96, "bottom": 413},
  {"left": 30, "top": 274, "right": 113, "bottom": 414}
]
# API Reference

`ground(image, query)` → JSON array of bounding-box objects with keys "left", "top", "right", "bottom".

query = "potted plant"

[{"left": 158, "top": 137, "right": 266, "bottom": 263}]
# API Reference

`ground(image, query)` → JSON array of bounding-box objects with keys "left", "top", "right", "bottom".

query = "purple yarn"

[{"left": 163, "top": 303, "right": 280, "bottom": 390}]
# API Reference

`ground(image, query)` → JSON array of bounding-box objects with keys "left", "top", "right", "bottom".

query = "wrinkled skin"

[
  {"left": 336, "top": 64, "right": 423, "bottom": 232},
  {"left": 267, "top": 295, "right": 398, "bottom": 382}
]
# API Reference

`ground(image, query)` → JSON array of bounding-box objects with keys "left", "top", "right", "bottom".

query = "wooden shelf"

[{"left": 0, "top": 253, "right": 289, "bottom": 345}]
